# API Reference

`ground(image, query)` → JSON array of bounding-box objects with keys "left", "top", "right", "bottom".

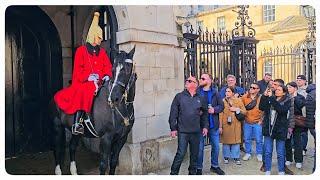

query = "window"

[
  {"left": 99, "top": 9, "right": 111, "bottom": 41},
  {"left": 198, "top": 5, "right": 204, "bottom": 12},
  {"left": 300, "top": 5, "right": 315, "bottom": 18},
  {"left": 213, "top": 5, "right": 226, "bottom": 10},
  {"left": 196, "top": 20, "right": 204, "bottom": 31},
  {"left": 217, "top": 16, "right": 226, "bottom": 31},
  {"left": 263, "top": 5, "right": 275, "bottom": 23},
  {"left": 264, "top": 59, "right": 272, "bottom": 75}
]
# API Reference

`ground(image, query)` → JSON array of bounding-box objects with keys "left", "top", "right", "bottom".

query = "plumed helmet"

[{"left": 86, "top": 12, "right": 103, "bottom": 45}]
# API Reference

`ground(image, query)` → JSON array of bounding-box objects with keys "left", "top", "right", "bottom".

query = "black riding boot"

[{"left": 72, "top": 111, "right": 84, "bottom": 135}]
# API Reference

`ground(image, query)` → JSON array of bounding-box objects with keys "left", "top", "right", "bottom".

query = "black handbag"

[
  {"left": 245, "top": 99, "right": 257, "bottom": 110},
  {"left": 235, "top": 112, "right": 245, "bottom": 121},
  {"left": 245, "top": 95, "right": 260, "bottom": 110}
]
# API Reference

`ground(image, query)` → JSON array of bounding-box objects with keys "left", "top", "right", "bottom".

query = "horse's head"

[{"left": 108, "top": 46, "right": 136, "bottom": 105}]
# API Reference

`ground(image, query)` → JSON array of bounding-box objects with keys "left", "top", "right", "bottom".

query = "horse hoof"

[
  {"left": 70, "top": 161, "right": 78, "bottom": 175},
  {"left": 55, "top": 165, "right": 62, "bottom": 175}
]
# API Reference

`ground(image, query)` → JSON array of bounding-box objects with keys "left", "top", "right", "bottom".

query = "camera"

[{"left": 227, "top": 116, "right": 232, "bottom": 124}]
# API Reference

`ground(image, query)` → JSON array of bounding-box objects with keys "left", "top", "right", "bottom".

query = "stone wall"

[{"left": 112, "top": 5, "right": 185, "bottom": 174}]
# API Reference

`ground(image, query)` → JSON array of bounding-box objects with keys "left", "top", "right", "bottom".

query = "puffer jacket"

[{"left": 305, "top": 84, "right": 316, "bottom": 129}]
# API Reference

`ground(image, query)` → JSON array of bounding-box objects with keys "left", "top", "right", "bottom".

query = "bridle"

[{"left": 108, "top": 58, "right": 136, "bottom": 126}]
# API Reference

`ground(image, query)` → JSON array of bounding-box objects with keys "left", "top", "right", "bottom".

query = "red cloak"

[{"left": 54, "top": 45, "right": 112, "bottom": 114}]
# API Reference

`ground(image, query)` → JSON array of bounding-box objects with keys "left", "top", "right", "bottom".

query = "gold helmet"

[{"left": 86, "top": 12, "right": 103, "bottom": 45}]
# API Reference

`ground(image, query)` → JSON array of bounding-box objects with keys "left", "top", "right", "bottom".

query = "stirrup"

[{"left": 72, "top": 122, "right": 84, "bottom": 135}]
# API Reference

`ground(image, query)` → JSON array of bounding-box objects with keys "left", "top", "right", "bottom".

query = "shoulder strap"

[{"left": 224, "top": 98, "right": 232, "bottom": 107}]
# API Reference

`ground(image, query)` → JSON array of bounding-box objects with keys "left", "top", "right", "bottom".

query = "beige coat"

[{"left": 219, "top": 97, "right": 246, "bottom": 144}]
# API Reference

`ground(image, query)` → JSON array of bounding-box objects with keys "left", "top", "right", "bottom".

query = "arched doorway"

[{"left": 5, "top": 6, "right": 62, "bottom": 157}]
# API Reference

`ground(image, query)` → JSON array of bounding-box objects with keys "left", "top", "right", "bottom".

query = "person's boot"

[
  {"left": 196, "top": 169, "right": 202, "bottom": 175},
  {"left": 72, "top": 111, "right": 84, "bottom": 135},
  {"left": 284, "top": 165, "right": 294, "bottom": 175}
]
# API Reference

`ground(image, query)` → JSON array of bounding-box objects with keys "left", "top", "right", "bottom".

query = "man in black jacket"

[
  {"left": 196, "top": 73, "right": 225, "bottom": 175},
  {"left": 169, "top": 76, "right": 209, "bottom": 175},
  {"left": 257, "top": 73, "right": 272, "bottom": 94}
]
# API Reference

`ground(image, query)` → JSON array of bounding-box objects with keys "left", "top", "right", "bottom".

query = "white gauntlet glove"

[
  {"left": 88, "top": 73, "right": 99, "bottom": 82},
  {"left": 102, "top": 75, "right": 110, "bottom": 81}
]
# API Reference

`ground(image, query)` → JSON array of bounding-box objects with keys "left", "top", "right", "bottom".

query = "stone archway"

[{"left": 5, "top": 6, "right": 63, "bottom": 157}]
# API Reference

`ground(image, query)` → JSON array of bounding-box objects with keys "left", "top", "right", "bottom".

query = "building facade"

[{"left": 188, "top": 5, "right": 313, "bottom": 82}]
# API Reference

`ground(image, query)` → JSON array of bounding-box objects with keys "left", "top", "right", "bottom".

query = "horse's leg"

[
  {"left": 69, "top": 135, "right": 81, "bottom": 175},
  {"left": 53, "top": 117, "right": 66, "bottom": 175},
  {"left": 99, "top": 134, "right": 112, "bottom": 175},
  {"left": 109, "top": 135, "right": 128, "bottom": 175}
]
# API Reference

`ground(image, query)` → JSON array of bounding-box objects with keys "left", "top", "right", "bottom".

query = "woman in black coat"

[{"left": 259, "top": 84, "right": 291, "bottom": 175}]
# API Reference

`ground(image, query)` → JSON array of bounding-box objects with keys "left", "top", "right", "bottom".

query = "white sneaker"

[
  {"left": 242, "top": 153, "right": 251, "bottom": 161},
  {"left": 278, "top": 172, "right": 285, "bottom": 175},
  {"left": 224, "top": 158, "right": 229, "bottom": 164},
  {"left": 303, "top": 150, "right": 307, "bottom": 156},
  {"left": 296, "top": 163, "right": 302, "bottom": 169},
  {"left": 265, "top": 171, "right": 271, "bottom": 175},
  {"left": 285, "top": 161, "right": 292, "bottom": 166},
  {"left": 257, "top": 154, "right": 263, "bottom": 162}
]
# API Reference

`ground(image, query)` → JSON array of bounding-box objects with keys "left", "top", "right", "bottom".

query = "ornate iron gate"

[
  {"left": 184, "top": 27, "right": 233, "bottom": 88},
  {"left": 260, "top": 17, "right": 316, "bottom": 84},
  {"left": 260, "top": 45, "right": 316, "bottom": 84},
  {"left": 183, "top": 6, "right": 259, "bottom": 146},
  {"left": 184, "top": 5, "right": 258, "bottom": 90}
]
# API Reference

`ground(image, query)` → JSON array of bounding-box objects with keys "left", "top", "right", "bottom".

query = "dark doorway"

[
  {"left": 5, "top": 6, "right": 62, "bottom": 157},
  {"left": 98, "top": 6, "right": 118, "bottom": 63}
]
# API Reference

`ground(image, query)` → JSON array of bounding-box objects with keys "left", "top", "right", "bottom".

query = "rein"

[{"left": 108, "top": 60, "right": 136, "bottom": 127}]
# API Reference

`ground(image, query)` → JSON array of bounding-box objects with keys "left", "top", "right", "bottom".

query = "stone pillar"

[{"left": 112, "top": 5, "right": 185, "bottom": 174}]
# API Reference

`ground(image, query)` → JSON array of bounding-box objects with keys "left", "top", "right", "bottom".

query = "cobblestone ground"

[
  {"left": 156, "top": 133, "right": 315, "bottom": 175},
  {"left": 5, "top": 133, "right": 315, "bottom": 175}
]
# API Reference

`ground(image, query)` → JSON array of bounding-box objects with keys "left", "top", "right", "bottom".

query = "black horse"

[{"left": 50, "top": 46, "right": 136, "bottom": 175}]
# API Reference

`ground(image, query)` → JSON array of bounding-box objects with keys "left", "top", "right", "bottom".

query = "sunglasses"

[
  {"left": 186, "top": 79, "right": 196, "bottom": 84},
  {"left": 200, "top": 77, "right": 207, "bottom": 81},
  {"left": 250, "top": 86, "right": 259, "bottom": 90}
]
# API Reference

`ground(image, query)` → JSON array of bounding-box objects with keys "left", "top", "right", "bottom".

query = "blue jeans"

[
  {"left": 243, "top": 122, "right": 263, "bottom": 155},
  {"left": 170, "top": 132, "right": 200, "bottom": 175},
  {"left": 197, "top": 128, "right": 220, "bottom": 169},
  {"left": 223, "top": 144, "right": 240, "bottom": 159},
  {"left": 264, "top": 136, "right": 285, "bottom": 172}
]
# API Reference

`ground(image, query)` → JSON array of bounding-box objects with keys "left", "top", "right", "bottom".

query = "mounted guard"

[{"left": 54, "top": 12, "right": 113, "bottom": 135}]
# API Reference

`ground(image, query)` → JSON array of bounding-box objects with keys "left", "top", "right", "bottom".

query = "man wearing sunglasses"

[
  {"left": 241, "top": 83, "right": 263, "bottom": 162},
  {"left": 196, "top": 73, "right": 225, "bottom": 175},
  {"left": 169, "top": 76, "right": 209, "bottom": 175}
]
